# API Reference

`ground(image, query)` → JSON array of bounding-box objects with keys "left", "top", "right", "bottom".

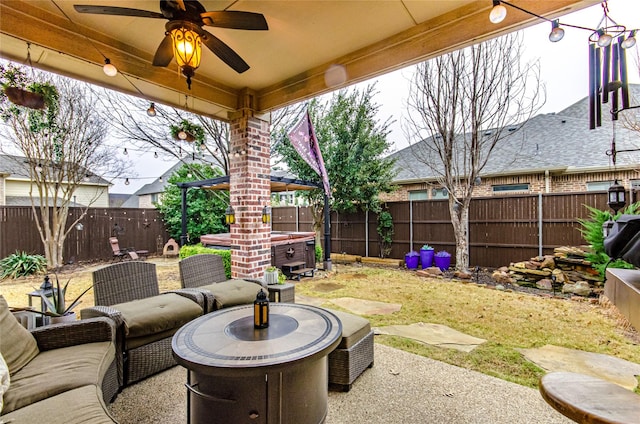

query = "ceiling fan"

[{"left": 74, "top": 0, "right": 268, "bottom": 88}]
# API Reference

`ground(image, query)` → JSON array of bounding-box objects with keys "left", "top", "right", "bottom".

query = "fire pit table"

[{"left": 172, "top": 303, "right": 341, "bottom": 424}]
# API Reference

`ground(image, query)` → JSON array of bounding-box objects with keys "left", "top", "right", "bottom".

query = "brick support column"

[{"left": 229, "top": 104, "right": 271, "bottom": 279}]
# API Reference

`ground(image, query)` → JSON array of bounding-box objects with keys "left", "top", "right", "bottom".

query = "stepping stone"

[
  {"left": 329, "top": 297, "right": 401, "bottom": 315},
  {"left": 374, "top": 322, "right": 486, "bottom": 352},
  {"left": 518, "top": 344, "right": 640, "bottom": 390},
  {"left": 295, "top": 294, "right": 327, "bottom": 307}
]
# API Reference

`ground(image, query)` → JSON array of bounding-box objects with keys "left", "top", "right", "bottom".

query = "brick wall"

[
  {"left": 382, "top": 169, "right": 640, "bottom": 202},
  {"left": 229, "top": 113, "right": 272, "bottom": 279}
]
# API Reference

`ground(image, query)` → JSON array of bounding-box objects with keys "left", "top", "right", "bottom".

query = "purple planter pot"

[
  {"left": 420, "top": 249, "right": 434, "bottom": 269},
  {"left": 434, "top": 255, "right": 451, "bottom": 271},
  {"left": 405, "top": 253, "right": 419, "bottom": 270}
]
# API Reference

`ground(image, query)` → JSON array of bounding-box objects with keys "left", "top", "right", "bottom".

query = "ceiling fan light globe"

[{"left": 171, "top": 26, "right": 202, "bottom": 70}]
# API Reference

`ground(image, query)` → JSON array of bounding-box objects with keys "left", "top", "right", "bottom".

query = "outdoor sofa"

[
  {"left": 1, "top": 295, "right": 118, "bottom": 423},
  {"left": 81, "top": 261, "right": 205, "bottom": 387}
]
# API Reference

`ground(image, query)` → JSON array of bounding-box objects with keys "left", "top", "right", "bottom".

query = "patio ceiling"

[{"left": 0, "top": 1, "right": 599, "bottom": 122}]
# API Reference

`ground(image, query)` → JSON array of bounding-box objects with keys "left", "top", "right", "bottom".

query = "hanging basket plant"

[
  {"left": 1, "top": 63, "right": 59, "bottom": 111},
  {"left": 3, "top": 86, "right": 45, "bottom": 109},
  {"left": 170, "top": 119, "right": 205, "bottom": 144}
]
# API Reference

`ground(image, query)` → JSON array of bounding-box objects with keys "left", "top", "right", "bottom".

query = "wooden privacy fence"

[
  {"left": 0, "top": 192, "right": 608, "bottom": 268},
  {"left": 0, "top": 207, "right": 169, "bottom": 263},
  {"left": 272, "top": 192, "right": 610, "bottom": 269}
]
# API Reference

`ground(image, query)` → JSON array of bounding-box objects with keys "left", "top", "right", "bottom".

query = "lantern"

[
  {"left": 607, "top": 180, "right": 626, "bottom": 214},
  {"left": 169, "top": 22, "right": 202, "bottom": 89},
  {"left": 225, "top": 205, "right": 236, "bottom": 225},
  {"left": 254, "top": 289, "right": 269, "bottom": 329},
  {"left": 262, "top": 205, "right": 271, "bottom": 224}
]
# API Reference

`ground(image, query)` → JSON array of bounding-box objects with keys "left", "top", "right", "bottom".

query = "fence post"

[
  {"left": 365, "top": 209, "right": 369, "bottom": 257},
  {"left": 296, "top": 206, "right": 299, "bottom": 232},
  {"left": 409, "top": 199, "right": 413, "bottom": 251},
  {"left": 538, "top": 193, "right": 543, "bottom": 257}
]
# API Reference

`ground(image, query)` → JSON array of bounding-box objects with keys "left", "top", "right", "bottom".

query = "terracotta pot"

[{"left": 3, "top": 86, "right": 45, "bottom": 110}]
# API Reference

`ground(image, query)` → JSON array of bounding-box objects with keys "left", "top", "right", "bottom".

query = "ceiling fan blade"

[
  {"left": 73, "top": 5, "right": 164, "bottom": 19},
  {"left": 152, "top": 34, "right": 174, "bottom": 67},
  {"left": 199, "top": 29, "right": 250, "bottom": 73},
  {"left": 200, "top": 11, "right": 268, "bottom": 30}
]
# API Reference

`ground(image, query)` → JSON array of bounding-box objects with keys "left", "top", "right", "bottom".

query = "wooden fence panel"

[{"left": 0, "top": 207, "right": 168, "bottom": 263}]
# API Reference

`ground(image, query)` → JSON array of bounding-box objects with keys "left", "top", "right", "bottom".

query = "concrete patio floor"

[{"left": 109, "top": 343, "right": 573, "bottom": 424}]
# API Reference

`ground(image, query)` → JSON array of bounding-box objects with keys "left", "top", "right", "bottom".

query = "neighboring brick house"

[
  {"left": 383, "top": 86, "right": 640, "bottom": 202},
  {"left": 0, "top": 154, "right": 110, "bottom": 207}
]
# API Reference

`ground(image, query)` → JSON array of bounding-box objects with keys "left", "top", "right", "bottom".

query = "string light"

[
  {"left": 124, "top": 178, "right": 130, "bottom": 185},
  {"left": 103, "top": 58, "right": 117, "bottom": 77},
  {"left": 123, "top": 148, "right": 128, "bottom": 155},
  {"left": 147, "top": 102, "right": 157, "bottom": 117}
]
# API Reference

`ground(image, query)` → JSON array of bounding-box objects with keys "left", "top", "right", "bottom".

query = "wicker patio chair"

[
  {"left": 179, "top": 253, "right": 265, "bottom": 313},
  {"left": 81, "top": 261, "right": 205, "bottom": 387}
]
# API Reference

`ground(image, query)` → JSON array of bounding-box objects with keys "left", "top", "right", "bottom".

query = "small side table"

[
  {"left": 267, "top": 282, "right": 295, "bottom": 303},
  {"left": 27, "top": 288, "right": 58, "bottom": 326}
]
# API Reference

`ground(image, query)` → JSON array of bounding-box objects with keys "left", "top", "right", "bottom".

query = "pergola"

[{"left": 0, "top": 0, "right": 599, "bottom": 278}]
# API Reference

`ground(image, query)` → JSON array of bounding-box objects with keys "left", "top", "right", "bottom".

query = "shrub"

[
  {"left": 315, "top": 243, "right": 323, "bottom": 263},
  {"left": 179, "top": 245, "right": 232, "bottom": 279},
  {"left": 421, "top": 244, "right": 434, "bottom": 250},
  {"left": 435, "top": 250, "right": 451, "bottom": 257},
  {"left": 0, "top": 251, "right": 47, "bottom": 279},
  {"left": 578, "top": 203, "right": 639, "bottom": 278}
]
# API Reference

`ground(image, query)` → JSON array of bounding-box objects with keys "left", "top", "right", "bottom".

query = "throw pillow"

[
  {"left": 0, "top": 352, "right": 9, "bottom": 413},
  {"left": 0, "top": 296, "right": 39, "bottom": 376}
]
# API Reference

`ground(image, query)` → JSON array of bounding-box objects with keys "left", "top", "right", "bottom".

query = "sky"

[{"left": 106, "top": 0, "right": 640, "bottom": 193}]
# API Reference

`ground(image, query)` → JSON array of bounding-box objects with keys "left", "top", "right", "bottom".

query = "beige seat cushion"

[
  {"left": 0, "top": 296, "right": 39, "bottom": 376},
  {"left": 0, "top": 385, "right": 116, "bottom": 423},
  {"left": 1, "top": 352, "right": 9, "bottom": 414},
  {"left": 113, "top": 293, "right": 202, "bottom": 338},
  {"left": 2, "top": 341, "right": 114, "bottom": 414},
  {"left": 324, "top": 309, "right": 371, "bottom": 350},
  {"left": 200, "top": 280, "right": 263, "bottom": 310}
]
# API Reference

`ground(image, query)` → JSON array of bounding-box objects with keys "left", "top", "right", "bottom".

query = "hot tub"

[{"left": 200, "top": 231, "right": 316, "bottom": 271}]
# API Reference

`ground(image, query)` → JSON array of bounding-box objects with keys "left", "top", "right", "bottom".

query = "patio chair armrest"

[
  {"left": 243, "top": 278, "right": 267, "bottom": 288},
  {"left": 81, "top": 306, "right": 125, "bottom": 326},
  {"left": 30, "top": 317, "right": 116, "bottom": 351},
  {"left": 165, "top": 288, "right": 206, "bottom": 311},
  {"left": 81, "top": 306, "right": 125, "bottom": 387}
]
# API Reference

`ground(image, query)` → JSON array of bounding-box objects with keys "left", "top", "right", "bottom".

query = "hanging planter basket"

[
  {"left": 3, "top": 86, "right": 45, "bottom": 110},
  {"left": 170, "top": 119, "right": 205, "bottom": 144}
]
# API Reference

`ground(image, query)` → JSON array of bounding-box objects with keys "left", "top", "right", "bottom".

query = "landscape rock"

[
  {"left": 416, "top": 267, "right": 442, "bottom": 277},
  {"left": 454, "top": 270, "right": 472, "bottom": 280},
  {"left": 536, "top": 278, "right": 553, "bottom": 291},
  {"left": 539, "top": 256, "right": 556, "bottom": 269},
  {"left": 562, "top": 281, "right": 592, "bottom": 296},
  {"left": 492, "top": 270, "right": 515, "bottom": 284}
]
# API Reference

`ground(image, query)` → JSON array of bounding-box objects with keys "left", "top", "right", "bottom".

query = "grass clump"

[{"left": 0, "top": 251, "right": 47, "bottom": 279}]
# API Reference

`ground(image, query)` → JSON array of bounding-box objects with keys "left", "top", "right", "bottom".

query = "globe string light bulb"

[
  {"left": 103, "top": 58, "right": 117, "bottom": 77},
  {"left": 489, "top": 1, "right": 507, "bottom": 24}
]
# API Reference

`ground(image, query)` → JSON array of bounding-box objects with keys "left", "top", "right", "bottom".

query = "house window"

[
  {"left": 586, "top": 181, "right": 613, "bottom": 191},
  {"left": 431, "top": 188, "right": 449, "bottom": 199},
  {"left": 492, "top": 183, "right": 529, "bottom": 193},
  {"left": 409, "top": 190, "right": 428, "bottom": 201},
  {"left": 151, "top": 193, "right": 159, "bottom": 203}
]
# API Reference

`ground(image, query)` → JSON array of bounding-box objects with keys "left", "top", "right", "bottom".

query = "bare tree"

[
  {"left": 0, "top": 68, "right": 124, "bottom": 268},
  {"left": 404, "top": 33, "right": 543, "bottom": 270},
  {"left": 95, "top": 91, "right": 230, "bottom": 178}
]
